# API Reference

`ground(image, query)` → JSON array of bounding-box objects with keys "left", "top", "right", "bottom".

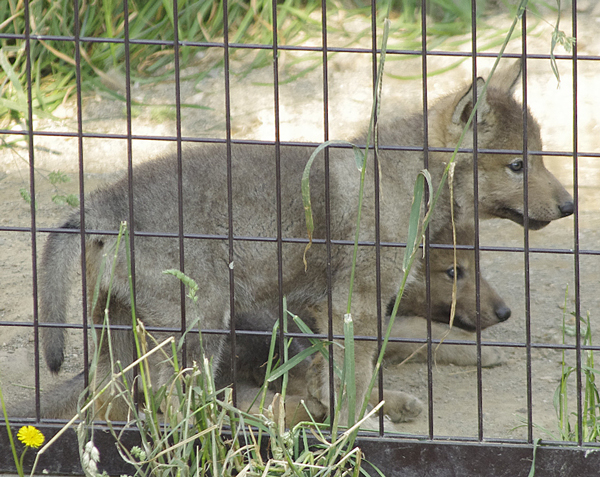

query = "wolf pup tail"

[
  {"left": 7, "top": 372, "right": 85, "bottom": 419},
  {"left": 40, "top": 216, "right": 83, "bottom": 374}
]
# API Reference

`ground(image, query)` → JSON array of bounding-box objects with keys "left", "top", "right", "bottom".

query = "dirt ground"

[{"left": 1, "top": 5, "right": 600, "bottom": 444}]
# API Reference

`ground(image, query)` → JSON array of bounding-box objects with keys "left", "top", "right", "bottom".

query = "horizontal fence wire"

[{"left": 3, "top": 30, "right": 600, "bottom": 62}]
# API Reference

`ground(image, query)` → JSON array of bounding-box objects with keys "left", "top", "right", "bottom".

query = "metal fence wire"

[{"left": 1, "top": 0, "right": 600, "bottom": 475}]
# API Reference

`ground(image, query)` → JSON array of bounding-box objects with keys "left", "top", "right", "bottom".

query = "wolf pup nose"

[
  {"left": 559, "top": 200, "right": 574, "bottom": 218},
  {"left": 495, "top": 305, "right": 511, "bottom": 322}
]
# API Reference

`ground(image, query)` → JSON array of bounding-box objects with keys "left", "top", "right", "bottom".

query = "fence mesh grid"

[{"left": 1, "top": 0, "right": 599, "bottom": 471}]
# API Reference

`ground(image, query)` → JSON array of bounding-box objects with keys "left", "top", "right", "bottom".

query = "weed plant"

[
  {"left": 0, "top": 0, "right": 553, "bottom": 126},
  {"left": 18, "top": 169, "right": 79, "bottom": 208},
  {"left": 524, "top": 290, "right": 600, "bottom": 445},
  {"left": 553, "top": 309, "right": 600, "bottom": 443},
  {"left": 28, "top": 222, "right": 380, "bottom": 477},
  {"left": 525, "top": 304, "right": 600, "bottom": 476}
]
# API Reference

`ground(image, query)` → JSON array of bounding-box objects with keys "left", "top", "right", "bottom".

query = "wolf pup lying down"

[
  {"left": 12, "top": 62, "right": 572, "bottom": 423},
  {"left": 223, "top": 222, "right": 510, "bottom": 424},
  {"left": 383, "top": 223, "right": 510, "bottom": 369}
]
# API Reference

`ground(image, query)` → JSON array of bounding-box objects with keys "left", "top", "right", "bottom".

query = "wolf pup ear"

[
  {"left": 451, "top": 77, "right": 489, "bottom": 126},
  {"left": 488, "top": 59, "right": 522, "bottom": 95}
]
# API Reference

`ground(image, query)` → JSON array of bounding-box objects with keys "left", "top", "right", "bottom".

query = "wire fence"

[{"left": 1, "top": 0, "right": 599, "bottom": 474}]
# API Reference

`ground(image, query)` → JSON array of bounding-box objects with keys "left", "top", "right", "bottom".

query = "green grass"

[
  {"left": 0, "top": 0, "right": 321, "bottom": 126},
  {"left": 0, "top": 0, "right": 555, "bottom": 127},
  {"left": 554, "top": 309, "right": 600, "bottom": 443},
  {"left": 523, "top": 297, "right": 600, "bottom": 474},
  {"left": 26, "top": 222, "right": 379, "bottom": 477},
  {"left": 522, "top": 289, "right": 600, "bottom": 446}
]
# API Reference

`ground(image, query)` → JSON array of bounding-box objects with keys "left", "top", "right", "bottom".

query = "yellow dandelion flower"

[{"left": 17, "top": 426, "right": 45, "bottom": 448}]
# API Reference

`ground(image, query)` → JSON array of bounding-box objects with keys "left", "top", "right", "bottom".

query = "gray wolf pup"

[
  {"left": 384, "top": 223, "right": 509, "bottom": 369},
  {"left": 224, "top": 222, "right": 510, "bottom": 424},
  {"left": 27, "top": 62, "right": 571, "bottom": 423}
]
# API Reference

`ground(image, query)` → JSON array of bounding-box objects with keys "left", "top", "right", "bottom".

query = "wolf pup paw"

[
  {"left": 379, "top": 390, "right": 423, "bottom": 423},
  {"left": 480, "top": 347, "right": 505, "bottom": 368}
]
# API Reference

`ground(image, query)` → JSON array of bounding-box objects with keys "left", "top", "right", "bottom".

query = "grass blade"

[
  {"left": 528, "top": 438, "right": 541, "bottom": 477},
  {"left": 267, "top": 345, "right": 320, "bottom": 383},
  {"left": 343, "top": 313, "right": 356, "bottom": 427},
  {"left": 301, "top": 139, "right": 356, "bottom": 269},
  {"left": 402, "top": 171, "right": 425, "bottom": 272}
]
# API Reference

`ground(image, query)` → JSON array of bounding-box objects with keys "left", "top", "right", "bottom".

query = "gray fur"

[{"left": 40, "top": 218, "right": 82, "bottom": 373}]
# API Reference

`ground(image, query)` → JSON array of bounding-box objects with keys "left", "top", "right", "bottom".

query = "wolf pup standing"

[{"left": 20, "top": 62, "right": 572, "bottom": 423}]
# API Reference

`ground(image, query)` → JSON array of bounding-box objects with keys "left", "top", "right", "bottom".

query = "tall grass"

[
  {"left": 0, "top": 0, "right": 553, "bottom": 126},
  {"left": 554, "top": 309, "right": 600, "bottom": 443},
  {"left": 523, "top": 302, "right": 600, "bottom": 475},
  {"left": 523, "top": 290, "right": 600, "bottom": 445},
  {"left": 29, "top": 222, "right": 378, "bottom": 476}
]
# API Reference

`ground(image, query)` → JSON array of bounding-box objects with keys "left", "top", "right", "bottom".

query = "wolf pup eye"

[
  {"left": 508, "top": 159, "right": 524, "bottom": 172},
  {"left": 446, "top": 266, "right": 464, "bottom": 279}
]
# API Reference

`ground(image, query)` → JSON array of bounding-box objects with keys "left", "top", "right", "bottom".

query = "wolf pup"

[
  {"left": 384, "top": 223, "right": 509, "bottom": 369},
  {"left": 219, "top": 221, "right": 509, "bottom": 424},
  {"left": 28, "top": 61, "right": 571, "bottom": 423}
]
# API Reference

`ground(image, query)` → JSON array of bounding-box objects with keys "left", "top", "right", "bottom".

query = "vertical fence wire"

[
  {"left": 319, "top": 0, "right": 336, "bottom": 435},
  {"left": 420, "top": 0, "right": 434, "bottom": 441},
  {"left": 271, "top": 0, "right": 286, "bottom": 392},
  {"left": 22, "top": 0, "right": 41, "bottom": 422},
  {"left": 369, "top": 0, "right": 385, "bottom": 436},
  {"left": 222, "top": 0, "right": 237, "bottom": 406},
  {"left": 521, "top": 10, "right": 534, "bottom": 445},
  {"left": 571, "top": 0, "right": 583, "bottom": 447},
  {"left": 121, "top": 0, "right": 139, "bottom": 405},
  {"left": 469, "top": 0, "right": 485, "bottom": 442},
  {"left": 72, "top": 0, "right": 90, "bottom": 394},
  {"left": 172, "top": 0, "right": 188, "bottom": 371}
]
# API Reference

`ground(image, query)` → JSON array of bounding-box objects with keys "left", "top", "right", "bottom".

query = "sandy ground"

[{"left": 1, "top": 4, "right": 600, "bottom": 445}]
